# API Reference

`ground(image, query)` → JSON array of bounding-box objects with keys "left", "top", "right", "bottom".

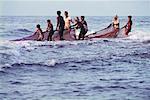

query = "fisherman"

[
  {"left": 34, "top": 24, "right": 43, "bottom": 41},
  {"left": 73, "top": 17, "right": 86, "bottom": 40},
  {"left": 124, "top": 16, "right": 132, "bottom": 36},
  {"left": 64, "top": 11, "right": 73, "bottom": 30},
  {"left": 75, "top": 17, "right": 80, "bottom": 22},
  {"left": 112, "top": 15, "right": 119, "bottom": 29},
  {"left": 46, "top": 19, "right": 54, "bottom": 41},
  {"left": 80, "top": 16, "right": 88, "bottom": 39},
  {"left": 56, "top": 11, "right": 65, "bottom": 40},
  {"left": 73, "top": 17, "right": 80, "bottom": 28}
]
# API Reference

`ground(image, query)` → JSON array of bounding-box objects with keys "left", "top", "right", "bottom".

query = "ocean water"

[{"left": 0, "top": 16, "right": 150, "bottom": 100}]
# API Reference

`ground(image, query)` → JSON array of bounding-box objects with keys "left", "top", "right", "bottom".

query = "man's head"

[
  {"left": 36, "top": 24, "right": 40, "bottom": 28},
  {"left": 81, "top": 16, "right": 85, "bottom": 21},
  {"left": 57, "top": 11, "right": 61, "bottom": 16},
  {"left": 64, "top": 11, "right": 68, "bottom": 16},
  {"left": 47, "top": 19, "right": 51, "bottom": 23},
  {"left": 75, "top": 17, "right": 79, "bottom": 22},
  {"left": 128, "top": 16, "right": 132, "bottom": 19},
  {"left": 114, "top": 15, "right": 118, "bottom": 20}
]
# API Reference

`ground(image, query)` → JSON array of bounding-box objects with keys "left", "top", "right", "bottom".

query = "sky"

[{"left": 0, "top": 0, "right": 150, "bottom": 16}]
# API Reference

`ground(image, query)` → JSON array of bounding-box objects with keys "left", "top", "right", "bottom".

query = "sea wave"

[
  {"left": 7, "top": 28, "right": 33, "bottom": 34},
  {"left": 128, "top": 30, "right": 150, "bottom": 41},
  {"left": 15, "top": 28, "right": 33, "bottom": 33},
  {"left": 0, "top": 28, "right": 33, "bottom": 39},
  {"left": 0, "top": 31, "right": 150, "bottom": 71},
  {"left": 0, "top": 39, "right": 112, "bottom": 70}
]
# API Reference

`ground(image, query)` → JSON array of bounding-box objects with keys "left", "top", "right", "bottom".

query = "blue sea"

[{"left": 0, "top": 16, "right": 150, "bottom": 100}]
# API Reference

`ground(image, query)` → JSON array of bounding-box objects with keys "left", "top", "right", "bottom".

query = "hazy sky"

[{"left": 0, "top": 0, "right": 150, "bottom": 16}]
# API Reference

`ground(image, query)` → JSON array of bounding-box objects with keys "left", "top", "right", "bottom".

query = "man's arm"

[
  {"left": 56, "top": 17, "right": 59, "bottom": 30},
  {"left": 34, "top": 29, "right": 38, "bottom": 34},
  {"left": 85, "top": 21, "right": 88, "bottom": 26}
]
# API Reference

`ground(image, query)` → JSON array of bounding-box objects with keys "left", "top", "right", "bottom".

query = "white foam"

[
  {"left": 86, "top": 30, "right": 95, "bottom": 36},
  {"left": 0, "top": 64, "right": 12, "bottom": 71},
  {"left": 128, "top": 30, "right": 150, "bottom": 41},
  {"left": 75, "top": 30, "right": 95, "bottom": 37},
  {"left": 44, "top": 59, "right": 56, "bottom": 66}
]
